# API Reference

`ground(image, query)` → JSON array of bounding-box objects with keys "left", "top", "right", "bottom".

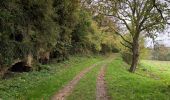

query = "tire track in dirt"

[
  {"left": 96, "top": 65, "right": 108, "bottom": 100},
  {"left": 51, "top": 63, "right": 98, "bottom": 100}
]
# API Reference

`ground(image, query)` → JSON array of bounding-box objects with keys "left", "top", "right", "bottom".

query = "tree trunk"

[{"left": 129, "top": 36, "right": 139, "bottom": 73}]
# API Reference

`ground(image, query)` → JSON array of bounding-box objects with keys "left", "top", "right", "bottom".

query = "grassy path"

[
  {"left": 0, "top": 56, "right": 104, "bottom": 99},
  {"left": 67, "top": 55, "right": 115, "bottom": 100},
  {"left": 51, "top": 63, "right": 98, "bottom": 100},
  {"left": 66, "top": 54, "right": 170, "bottom": 100},
  {"left": 67, "top": 63, "right": 103, "bottom": 100},
  {"left": 2, "top": 54, "right": 170, "bottom": 100}
]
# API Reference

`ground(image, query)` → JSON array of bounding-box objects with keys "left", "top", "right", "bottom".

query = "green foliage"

[
  {"left": 0, "top": 41, "right": 35, "bottom": 67},
  {"left": 120, "top": 34, "right": 148, "bottom": 64},
  {"left": 121, "top": 52, "right": 132, "bottom": 65},
  {"left": 52, "top": 0, "right": 80, "bottom": 59},
  {"left": 96, "top": 16, "right": 120, "bottom": 54},
  {"left": 71, "top": 10, "right": 102, "bottom": 54},
  {"left": 71, "top": 10, "right": 120, "bottom": 55},
  {"left": 120, "top": 34, "right": 132, "bottom": 64},
  {"left": 0, "top": 0, "right": 120, "bottom": 75},
  {"left": 0, "top": 0, "right": 58, "bottom": 68},
  {"left": 100, "top": 32, "right": 120, "bottom": 54}
]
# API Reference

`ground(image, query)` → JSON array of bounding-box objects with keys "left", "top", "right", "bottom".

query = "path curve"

[
  {"left": 51, "top": 63, "right": 98, "bottom": 100},
  {"left": 96, "top": 65, "right": 108, "bottom": 100}
]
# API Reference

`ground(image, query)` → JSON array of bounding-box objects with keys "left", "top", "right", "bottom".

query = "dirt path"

[
  {"left": 96, "top": 65, "right": 108, "bottom": 100},
  {"left": 51, "top": 63, "right": 98, "bottom": 100}
]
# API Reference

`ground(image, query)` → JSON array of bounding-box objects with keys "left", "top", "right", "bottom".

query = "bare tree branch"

[
  {"left": 120, "top": 41, "right": 133, "bottom": 50},
  {"left": 141, "top": 22, "right": 164, "bottom": 31},
  {"left": 116, "top": 12, "right": 132, "bottom": 32},
  {"left": 112, "top": 28, "right": 133, "bottom": 45},
  {"left": 152, "top": 0, "right": 165, "bottom": 20}
]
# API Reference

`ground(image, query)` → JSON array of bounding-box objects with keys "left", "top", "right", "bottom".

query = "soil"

[
  {"left": 96, "top": 65, "right": 108, "bottom": 100},
  {"left": 51, "top": 63, "right": 98, "bottom": 100}
]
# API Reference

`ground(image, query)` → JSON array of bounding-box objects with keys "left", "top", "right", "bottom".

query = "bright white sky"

[
  {"left": 92, "top": 0, "right": 170, "bottom": 47},
  {"left": 145, "top": 28, "right": 170, "bottom": 47},
  {"left": 145, "top": 0, "right": 170, "bottom": 47}
]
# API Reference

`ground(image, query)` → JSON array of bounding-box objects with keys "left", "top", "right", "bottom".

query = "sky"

[{"left": 145, "top": 29, "right": 170, "bottom": 47}]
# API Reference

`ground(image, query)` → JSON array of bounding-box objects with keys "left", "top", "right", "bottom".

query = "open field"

[{"left": 105, "top": 57, "right": 170, "bottom": 100}]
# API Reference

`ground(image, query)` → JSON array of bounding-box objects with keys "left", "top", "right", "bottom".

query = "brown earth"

[
  {"left": 51, "top": 63, "right": 98, "bottom": 100},
  {"left": 96, "top": 65, "right": 108, "bottom": 100}
]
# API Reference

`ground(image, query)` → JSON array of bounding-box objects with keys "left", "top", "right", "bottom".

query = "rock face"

[
  {"left": 38, "top": 51, "right": 50, "bottom": 64},
  {"left": 9, "top": 61, "right": 31, "bottom": 72},
  {"left": 8, "top": 54, "right": 33, "bottom": 73},
  {"left": 25, "top": 54, "right": 33, "bottom": 67}
]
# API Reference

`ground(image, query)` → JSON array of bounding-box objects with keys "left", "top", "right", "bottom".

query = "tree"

[
  {"left": 94, "top": 0, "right": 169, "bottom": 72},
  {"left": 52, "top": 0, "right": 80, "bottom": 60},
  {"left": 15, "top": 0, "right": 57, "bottom": 64},
  {"left": 71, "top": 9, "right": 103, "bottom": 54}
]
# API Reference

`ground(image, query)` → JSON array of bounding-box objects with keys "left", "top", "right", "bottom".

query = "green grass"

[
  {"left": 105, "top": 56, "right": 170, "bottom": 100},
  {"left": 140, "top": 60, "right": 170, "bottom": 80},
  {"left": 2, "top": 54, "right": 170, "bottom": 100},
  {"left": 0, "top": 55, "right": 103, "bottom": 100},
  {"left": 67, "top": 55, "right": 115, "bottom": 100},
  {"left": 67, "top": 63, "right": 102, "bottom": 100}
]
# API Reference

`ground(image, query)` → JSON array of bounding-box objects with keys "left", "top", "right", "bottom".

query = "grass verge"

[
  {"left": 67, "top": 55, "right": 114, "bottom": 100},
  {"left": 105, "top": 56, "right": 170, "bottom": 100},
  {"left": 67, "top": 63, "right": 102, "bottom": 100},
  {"left": 0, "top": 55, "right": 103, "bottom": 100}
]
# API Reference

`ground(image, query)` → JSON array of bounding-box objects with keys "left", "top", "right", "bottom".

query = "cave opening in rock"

[{"left": 9, "top": 62, "right": 31, "bottom": 72}]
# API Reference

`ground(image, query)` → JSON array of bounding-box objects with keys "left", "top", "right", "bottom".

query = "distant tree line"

[{"left": 152, "top": 44, "right": 170, "bottom": 61}]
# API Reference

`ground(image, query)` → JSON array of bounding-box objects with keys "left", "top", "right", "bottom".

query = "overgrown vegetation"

[
  {"left": 0, "top": 0, "right": 119, "bottom": 76},
  {"left": 93, "top": 0, "right": 169, "bottom": 72},
  {"left": 0, "top": 0, "right": 170, "bottom": 99}
]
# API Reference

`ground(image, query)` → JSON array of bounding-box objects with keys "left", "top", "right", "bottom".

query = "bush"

[{"left": 121, "top": 52, "right": 132, "bottom": 65}]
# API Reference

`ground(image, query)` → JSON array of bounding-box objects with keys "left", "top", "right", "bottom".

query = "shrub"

[{"left": 121, "top": 52, "right": 132, "bottom": 65}]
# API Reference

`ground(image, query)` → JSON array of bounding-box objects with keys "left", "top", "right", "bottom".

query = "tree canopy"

[
  {"left": 0, "top": 0, "right": 169, "bottom": 74},
  {"left": 90, "top": 0, "right": 170, "bottom": 72},
  {"left": 0, "top": 0, "right": 119, "bottom": 74}
]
